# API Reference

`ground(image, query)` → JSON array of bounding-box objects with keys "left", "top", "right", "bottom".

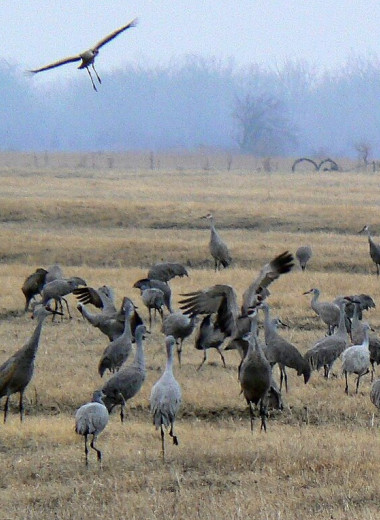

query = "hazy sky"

[{"left": 2, "top": 1, "right": 380, "bottom": 85}]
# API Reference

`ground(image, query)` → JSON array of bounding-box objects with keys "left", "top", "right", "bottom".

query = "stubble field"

[{"left": 0, "top": 152, "right": 379, "bottom": 519}]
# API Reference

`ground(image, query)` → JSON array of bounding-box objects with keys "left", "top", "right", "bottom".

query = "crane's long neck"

[
  {"left": 120, "top": 310, "right": 133, "bottom": 341},
  {"left": 261, "top": 304, "right": 274, "bottom": 342},
  {"left": 134, "top": 336, "right": 145, "bottom": 370},
  {"left": 337, "top": 303, "right": 347, "bottom": 335},
  {"left": 164, "top": 342, "right": 175, "bottom": 375},
  {"left": 352, "top": 303, "right": 360, "bottom": 328},
  {"left": 25, "top": 315, "right": 46, "bottom": 359}
]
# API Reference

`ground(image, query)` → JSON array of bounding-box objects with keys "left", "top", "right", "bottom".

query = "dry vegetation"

[{"left": 0, "top": 152, "right": 379, "bottom": 519}]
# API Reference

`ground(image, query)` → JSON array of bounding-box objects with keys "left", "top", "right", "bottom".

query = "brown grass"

[{"left": 0, "top": 152, "right": 379, "bottom": 519}]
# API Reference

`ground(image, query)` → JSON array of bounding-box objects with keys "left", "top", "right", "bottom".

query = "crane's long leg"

[
  {"left": 90, "top": 434, "right": 102, "bottom": 463},
  {"left": 249, "top": 402, "right": 255, "bottom": 432},
  {"left": 355, "top": 374, "right": 361, "bottom": 394},
  {"left": 197, "top": 348, "right": 207, "bottom": 371},
  {"left": 62, "top": 297, "right": 72, "bottom": 319},
  {"left": 92, "top": 63, "right": 101, "bottom": 84},
  {"left": 160, "top": 425, "right": 165, "bottom": 462},
  {"left": 259, "top": 400, "right": 268, "bottom": 432},
  {"left": 118, "top": 391, "right": 126, "bottom": 423},
  {"left": 4, "top": 395, "right": 9, "bottom": 423},
  {"left": 217, "top": 346, "right": 226, "bottom": 368},
  {"left": 86, "top": 67, "right": 98, "bottom": 92},
  {"left": 176, "top": 344, "right": 182, "bottom": 368},
  {"left": 84, "top": 434, "right": 89, "bottom": 466},
  {"left": 169, "top": 422, "right": 178, "bottom": 446},
  {"left": 344, "top": 371, "right": 349, "bottom": 394},
  {"left": 19, "top": 391, "right": 24, "bottom": 421}
]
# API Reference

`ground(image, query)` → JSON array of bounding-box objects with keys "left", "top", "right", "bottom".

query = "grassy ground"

[{"left": 0, "top": 153, "right": 379, "bottom": 519}]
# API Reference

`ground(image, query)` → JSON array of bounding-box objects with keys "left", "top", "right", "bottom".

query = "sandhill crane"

[
  {"left": 341, "top": 323, "right": 371, "bottom": 394},
  {"left": 350, "top": 300, "right": 380, "bottom": 380},
  {"left": 98, "top": 298, "right": 135, "bottom": 377},
  {"left": 75, "top": 390, "right": 109, "bottom": 466},
  {"left": 303, "top": 288, "right": 341, "bottom": 335},
  {"left": 21, "top": 268, "right": 48, "bottom": 312},
  {"left": 74, "top": 286, "right": 142, "bottom": 341},
  {"left": 260, "top": 302, "right": 311, "bottom": 392},
  {"left": 179, "top": 251, "right": 294, "bottom": 345},
  {"left": 133, "top": 278, "right": 173, "bottom": 313},
  {"left": 147, "top": 262, "right": 188, "bottom": 283},
  {"left": 150, "top": 335, "right": 182, "bottom": 461},
  {"left": 359, "top": 225, "right": 380, "bottom": 276},
  {"left": 45, "top": 264, "right": 64, "bottom": 284},
  {"left": 333, "top": 293, "right": 375, "bottom": 320},
  {"left": 28, "top": 19, "right": 137, "bottom": 91},
  {"left": 41, "top": 276, "right": 86, "bottom": 319},
  {"left": 101, "top": 324, "right": 147, "bottom": 422},
  {"left": 161, "top": 312, "right": 198, "bottom": 366},
  {"left": 239, "top": 308, "right": 272, "bottom": 432},
  {"left": 370, "top": 378, "right": 380, "bottom": 411},
  {"left": 295, "top": 245, "right": 312, "bottom": 271},
  {"left": 194, "top": 314, "right": 226, "bottom": 370},
  {"left": 304, "top": 298, "right": 351, "bottom": 378},
  {"left": 139, "top": 287, "right": 165, "bottom": 330},
  {"left": 0, "top": 304, "right": 61, "bottom": 422},
  {"left": 201, "top": 213, "right": 232, "bottom": 271}
]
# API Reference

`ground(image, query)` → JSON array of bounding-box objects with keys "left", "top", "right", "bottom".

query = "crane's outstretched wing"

[
  {"left": 241, "top": 251, "right": 294, "bottom": 314},
  {"left": 28, "top": 55, "right": 81, "bottom": 74},
  {"left": 73, "top": 286, "right": 116, "bottom": 314},
  {"left": 94, "top": 18, "right": 138, "bottom": 50},
  {"left": 179, "top": 284, "right": 239, "bottom": 337}
]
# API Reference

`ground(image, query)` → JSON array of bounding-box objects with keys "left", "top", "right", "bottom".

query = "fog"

[{"left": 2, "top": 54, "right": 380, "bottom": 158}]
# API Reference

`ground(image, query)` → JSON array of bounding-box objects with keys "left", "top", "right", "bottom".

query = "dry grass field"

[{"left": 0, "top": 152, "right": 379, "bottom": 519}]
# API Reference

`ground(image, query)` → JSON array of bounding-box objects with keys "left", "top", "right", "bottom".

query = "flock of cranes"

[{"left": 2, "top": 215, "right": 380, "bottom": 465}]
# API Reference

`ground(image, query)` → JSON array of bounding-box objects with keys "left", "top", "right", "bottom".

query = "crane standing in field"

[
  {"left": 0, "top": 304, "right": 61, "bottom": 422},
  {"left": 359, "top": 225, "right": 380, "bottom": 276},
  {"left": 150, "top": 335, "right": 182, "bottom": 461},
  {"left": 295, "top": 245, "right": 312, "bottom": 271},
  {"left": 28, "top": 19, "right": 137, "bottom": 91},
  {"left": 75, "top": 390, "right": 109, "bottom": 466},
  {"left": 201, "top": 213, "right": 232, "bottom": 271}
]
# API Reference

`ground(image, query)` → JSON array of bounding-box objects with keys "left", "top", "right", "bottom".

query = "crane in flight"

[{"left": 28, "top": 19, "right": 137, "bottom": 91}]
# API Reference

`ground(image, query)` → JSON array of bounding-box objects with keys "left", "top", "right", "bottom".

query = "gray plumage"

[
  {"left": 239, "top": 308, "right": 272, "bottom": 432},
  {"left": 295, "top": 245, "right": 312, "bottom": 271},
  {"left": 201, "top": 213, "right": 232, "bottom": 271},
  {"left": 304, "top": 298, "right": 350, "bottom": 378},
  {"left": 147, "top": 263, "right": 188, "bottom": 283},
  {"left": 161, "top": 312, "right": 198, "bottom": 366},
  {"left": 359, "top": 225, "right": 380, "bottom": 276},
  {"left": 333, "top": 293, "right": 375, "bottom": 320},
  {"left": 21, "top": 268, "right": 48, "bottom": 312},
  {"left": 303, "top": 288, "right": 341, "bottom": 335},
  {"left": 75, "top": 286, "right": 143, "bottom": 341},
  {"left": 98, "top": 298, "right": 135, "bottom": 377},
  {"left": 75, "top": 390, "right": 109, "bottom": 466},
  {"left": 194, "top": 314, "right": 226, "bottom": 370},
  {"left": 0, "top": 305, "right": 59, "bottom": 422},
  {"left": 150, "top": 335, "right": 182, "bottom": 461},
  {"left": 370, "top": 378, "right": 380, "bottom": 410},
  {"left": 341, "top": 323, "right": 371, "bottom": 394},
  {"left": 350, "top": 300, "right": 380, "bottom": 380},
  {"left": 260, "top": 302, "right": 311, "bottom": 392},
  {"left": 45, "top": 264, "right": 64, "bottom": 284},
  {"left": 41, "top": 276, "right": 86, "bottom": 319},
  {"left": 133, "top": 278, "right": 173, "bottom": 313},
  {"left": 28, "top": 19, "right": 137, "bottom": 91},
  {"left": 101, "top": 324, "right": 146, "bottom": 422},
  {"left": 140, "top": 288, "right": 164, "bottom": 330}
]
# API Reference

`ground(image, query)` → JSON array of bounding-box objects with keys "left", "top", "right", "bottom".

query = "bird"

[
  {"left": 201, "top": 213, "right": 232, "bottom": 271},
  {"left": 98, "top": 298, "right": 135, "bottom": 377},
  {"left": 74, "top": 286, "right": 142, "bottom": 341},
  {"left": 238, "top": 308, "right": 272, "bottom": 432},
  {"left": 101, "top": 324, "right": 147, "bottom": 422},
  {"left": 28, "top": 19, "right": 137, "bottom": 91},
  {"left": 333, "top": 293, "right": 375, "bottom": 320},
  {"left": 303, "top": 288, "right": 341, "bottom": 335},
  {"left": 194, "top": 314, "right": 226, "bottom": 370},
  {"left": 75, "top": 390, "right": 109, "bottom": 466},
  {"left": 370, "top": 378, "right": 380, "bottom": 411},
  {"left": 161, "top": 312, "right": 198, "bottom": 366},
  {"left": 150, "top": 335, "right": 182, "bottom": 461},
  {"left": 341, "top": 323, "right": 371, "bottom": 394},
  {"left": 45, "top": 264, "right": 64, "bottom": 284},
  {"left": 304, "top": 298, "right": 351, "bottom": 378},
  {"left": 359, "top": 225, "right": 380, "bottom": 276},
  {"left": 147, "top": 262, "right": 188, "bottom": 283},
  {"left": 139, "top": 287, "right": 165, "bottom": 331},
  {"left": 21, "top": 267, "right": 48, "bottom": 312},
  {"left": 295, "top": 245, "right": 312, "bottom": 271},
  {"left": 260, "top": 302, "right": 311, "bottom": 392},
  {"left": 41, "top": 276, "right": 86, "bottom": 319},
  {"left": 0, "top": 304, "right": 61, "bottom": 422},
  {"left": 179, "top": 251, "right": 294, "bottom": 344},
  {"left": 133, "top": 278, "right": 173, "bottom": 314}
]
